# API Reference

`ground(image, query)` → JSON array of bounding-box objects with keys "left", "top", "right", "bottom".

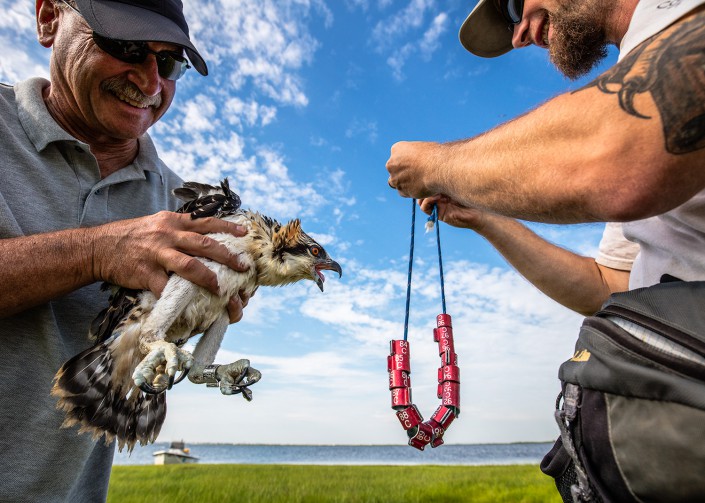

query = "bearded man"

[
  {"left": 0, "top": 1, "right": 252, "bottom": 501},
  {"left": 387, "top": 0, "right": 705, "bottom": 316},
  {"left": 386, "top": 0, "right": 705, "bottom": 500}
]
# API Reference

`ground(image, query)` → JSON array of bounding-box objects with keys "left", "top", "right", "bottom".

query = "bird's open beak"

[{"left": 313, "top": 259, "right": 342, "bottom": 292}]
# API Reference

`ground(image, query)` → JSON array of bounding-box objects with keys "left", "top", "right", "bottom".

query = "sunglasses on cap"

[
  {"left": 59, "top": 0, "right": 191, "bottom": 81},
  {"left": 496, "top": 0, "right": 525, "bottom": 28}
]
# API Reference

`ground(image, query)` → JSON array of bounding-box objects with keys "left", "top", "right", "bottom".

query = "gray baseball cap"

[
  {"left": 73, "top": 0, "right": 208, "bottom": 76},
  {"left": 458, "top": 0, "right": 513, "bottom": 58}
]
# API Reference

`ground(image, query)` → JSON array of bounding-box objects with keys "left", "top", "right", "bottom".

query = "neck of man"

[
  {"left": 42, "top": 84, "right": 140, "bottom": 179},
  {"left": 606, "top": 0, "right": 640, "bottom": 46}
]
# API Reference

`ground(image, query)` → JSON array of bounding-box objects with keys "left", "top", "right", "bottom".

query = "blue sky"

[{"left": 2, "top": 0, "right": 620, "bottom": 446}]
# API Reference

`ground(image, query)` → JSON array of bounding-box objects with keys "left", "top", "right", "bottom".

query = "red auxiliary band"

[{"left": 388, "top": 313, "right": 460, "bottom": 451}]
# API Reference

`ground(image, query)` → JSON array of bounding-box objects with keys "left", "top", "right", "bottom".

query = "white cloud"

[
  {"left": 368, "top": 1, "right": 449, "bottom": 80},
  {"left": 225, "top": 97, "right": 278, "bottom": 128},
  {"left": 345, "top": 118, "right": 378, "bottom": 144},
  {"left": 0, "top": 1, "right": 50, "bottom": 83},
  {"left": 527, "top": 222, "right": 606, "bottom": 257},
  {"left": 345, "top": 0, "right": 392, "bottom": 12},
  {"left": 0, "top": 42, "right": 50, "bottom": 83},
  {"left": 420, "top": 12, "right": 448, "bottom": 59},
  {"left": 147, "top": 1, "right": 342, "bottom": 220},
  {"left": 0, "top": 1, "right": 36, "bottom": 33},
  {"left": 387, "top": 44, "right": 415, "bottom": 81},
  {"left": 184, "top": 0, "right": 320, "bottom": 107},
  {"left": 182, "top": 95, "right": 218, "bottom": 132},
  {"left": 371, "top": 0, "right": 435, "bottom": 50},
  {"left": 310, "top": 136, "right": 327, "bottom": 147}
]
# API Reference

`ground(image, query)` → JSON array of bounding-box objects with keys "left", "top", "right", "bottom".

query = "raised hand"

[
  {"left": 89, "top": 211, "right": 250, "bottom": 296},
  {"left": 419, "top": 195, "right": 488, "bottom": 232}
]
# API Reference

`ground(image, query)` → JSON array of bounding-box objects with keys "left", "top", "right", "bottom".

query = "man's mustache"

[{"left": 101, "top": 78, "right": 162, "bottom": 108}]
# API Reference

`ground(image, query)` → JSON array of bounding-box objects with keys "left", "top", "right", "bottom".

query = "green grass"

[{"left": 108, "top": 464, "right": 560, "bottom": 503}]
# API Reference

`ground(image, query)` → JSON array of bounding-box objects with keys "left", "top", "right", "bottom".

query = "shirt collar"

[
  {"left": 16, "top": 77, "right": 75, "bottom": 151},
  {"left": 14, "top": 77, "right": 165, "bottom": 177}
]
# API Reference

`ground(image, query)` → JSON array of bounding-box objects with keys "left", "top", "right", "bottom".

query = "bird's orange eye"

[{"left": 310, "top": 246, "right": 320, "bottom": 256}]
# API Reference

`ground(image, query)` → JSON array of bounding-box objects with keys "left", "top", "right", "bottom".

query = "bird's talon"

[
  {"left": 133, "top": 340, "right": 193, "bottom": 393},
  {"left": 234, "top": 366, "right": 249, "bottom": 385},
  {"left": 172, "top": 367, "right": 190, "bottom": 386},
  {"left": 139, "top": 382, "right": 166, "bottom": 395}
]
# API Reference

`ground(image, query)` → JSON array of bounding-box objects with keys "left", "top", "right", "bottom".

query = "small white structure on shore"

[{"left": 153, "top": 440, "right": 199, "bottom": 465}]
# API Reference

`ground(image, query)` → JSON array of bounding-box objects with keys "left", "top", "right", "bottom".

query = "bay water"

[{"left": 113, "top": 442, "right": 553, "bottom": 466}]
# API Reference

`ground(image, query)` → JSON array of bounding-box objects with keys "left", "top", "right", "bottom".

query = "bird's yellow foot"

[{"left": 213, "top": 359, "right": 262, "bottom": 400}]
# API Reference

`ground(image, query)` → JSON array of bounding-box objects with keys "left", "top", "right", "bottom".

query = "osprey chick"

[{"left": 52, "top": 180, "right": 342, "bottom": 452}]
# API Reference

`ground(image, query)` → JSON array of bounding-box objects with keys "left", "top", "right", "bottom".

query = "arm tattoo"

[{"left": 579, "top": 10, "right": 705, "bottom": 155}]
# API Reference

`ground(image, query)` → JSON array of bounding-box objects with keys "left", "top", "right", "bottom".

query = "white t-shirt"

[{"left": 595, "top": 0, "right": 705, "bottom": 288}]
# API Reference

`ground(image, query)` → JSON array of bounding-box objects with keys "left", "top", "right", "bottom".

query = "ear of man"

[{"left": 36, "top": 0, "right": 62, "bottom": 48}]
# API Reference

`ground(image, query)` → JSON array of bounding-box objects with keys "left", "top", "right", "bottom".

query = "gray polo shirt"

[{"left": 0, "top": 78, "right": 183, "bottom": 503}]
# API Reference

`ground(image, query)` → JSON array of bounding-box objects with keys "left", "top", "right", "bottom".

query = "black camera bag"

[{"left": 540, "top": 280, "right": 705, "bottom": 502}]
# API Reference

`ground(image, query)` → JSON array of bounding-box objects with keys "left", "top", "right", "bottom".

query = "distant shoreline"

[{"left": 114, "top": 441, "right": 554, "bottom": 467}]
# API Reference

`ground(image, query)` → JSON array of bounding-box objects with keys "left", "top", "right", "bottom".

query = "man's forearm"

[
  {"left": 401, "top": 88, "right": 686, "bottom": 223},
  {"left": 0, "top": 228, "right": 97, "bottom": 317},
  {"left": 477, "top": 215, "right": 628, "bottom": 315},
  {"left": 0, "top": 211, "right": 251, "bottom": 319},
  {"left": 388, "top": 12, "right": 705, "bottom": 224}
]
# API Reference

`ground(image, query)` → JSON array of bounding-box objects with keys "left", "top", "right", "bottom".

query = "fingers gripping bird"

[{"left": 51, "top": 179, "right": 342, "bottom": 452}]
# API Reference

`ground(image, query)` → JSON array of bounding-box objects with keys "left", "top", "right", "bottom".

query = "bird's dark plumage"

[{"left": 174, "top": 179, "right": 241, "bottom": 218}]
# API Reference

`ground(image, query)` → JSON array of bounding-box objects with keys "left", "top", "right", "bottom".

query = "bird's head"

[{"left": 250, "top": 215, "right": 342, "bottom": 291}]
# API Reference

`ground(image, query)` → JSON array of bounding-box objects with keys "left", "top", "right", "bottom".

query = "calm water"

[{"left": 113, "top": 442, "right": 553, "bottom": 466}]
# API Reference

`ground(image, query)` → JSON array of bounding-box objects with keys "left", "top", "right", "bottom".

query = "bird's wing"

[
  {"left": 173, "top": 179, "right": 241, "bottom": 219},
  {"left": 89, "top": 285, "right": 142, "bottom": 343}
]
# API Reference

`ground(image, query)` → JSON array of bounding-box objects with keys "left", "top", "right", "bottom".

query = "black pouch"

[{"left": 540, "top": 280, "right": 705, "bottom": 502}]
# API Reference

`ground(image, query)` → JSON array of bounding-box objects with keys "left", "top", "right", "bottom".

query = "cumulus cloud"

[
  {"left": 225, "top": 97, "right": 277, "bottom": 128},
  {"left": 151, "top": 1, "right": 345, "bottom": 221},
  {"left": 0, "top": 2, "right": 50, "bottom": 83},
  {"left": 184, "top": 0, "right": 321, "bottom": 107}
]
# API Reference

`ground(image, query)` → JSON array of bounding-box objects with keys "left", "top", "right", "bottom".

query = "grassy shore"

[{"left": 108, "top": 464, "right": 560, "bottom": 502}]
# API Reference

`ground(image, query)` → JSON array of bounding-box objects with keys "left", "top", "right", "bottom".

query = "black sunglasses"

[
  {"left": 60, "top": 0, "right": 191, "bottom": 81},
  {"left": 497, "top": 0, "right": 525, "bottom": 28}
]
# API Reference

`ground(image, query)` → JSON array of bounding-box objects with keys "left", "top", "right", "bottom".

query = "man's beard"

[{"left": 548, "top": 0, "right": 612, "bottom": 80}]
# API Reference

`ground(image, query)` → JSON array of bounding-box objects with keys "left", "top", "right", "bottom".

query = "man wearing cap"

[
  {"left": 0, "top": 1, "right": 248, "bottom": 501},
  {"left": 387, "top": 0, "right": 705, "bottom": 309},
  {"left": 388, "top": 1, "right": 705, "bottom": 499}
]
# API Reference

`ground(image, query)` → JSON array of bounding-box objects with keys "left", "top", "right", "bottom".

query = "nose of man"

[
  {"left": 511, "top": 20, "right": 533, "bottom": 49},
  {"left": 127, "top": 55, "right": 167, "bottom": 100}
]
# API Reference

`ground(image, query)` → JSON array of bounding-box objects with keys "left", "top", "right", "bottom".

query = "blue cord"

[
  {"left": 404, "top": 201, "right": 447, "bottom": 341},
  {"left": 431, "top": 205, "right": 447, "bottom": 315},
  {"left": 403, "top": 200, "right": 415, "bottom": 341}
]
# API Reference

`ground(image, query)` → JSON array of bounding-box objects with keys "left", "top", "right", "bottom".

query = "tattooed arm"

[{"left": 386, "top": 8, "right": 705, "bottom": 224}]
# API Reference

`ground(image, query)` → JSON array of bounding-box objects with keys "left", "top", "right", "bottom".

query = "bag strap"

[{"left": 555, "top": 384, "right": 596, "bottom": 503}]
